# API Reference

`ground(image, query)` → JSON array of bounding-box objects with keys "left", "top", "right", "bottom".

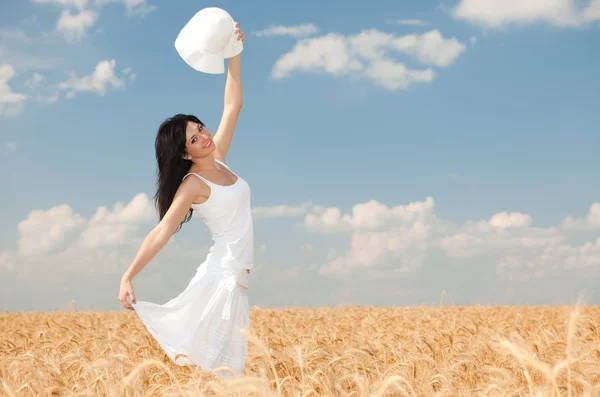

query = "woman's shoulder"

[{"left": 181, "top": 172, "right": 211, "bottom": 193}]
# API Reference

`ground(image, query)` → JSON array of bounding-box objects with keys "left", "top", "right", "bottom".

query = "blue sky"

[{"left": 1, "top": 0, "right": 599, "bottom": 311}]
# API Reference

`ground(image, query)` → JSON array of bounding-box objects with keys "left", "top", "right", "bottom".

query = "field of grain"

[{"left": 1, "top": 306, "right": 599, "bottom": 396}]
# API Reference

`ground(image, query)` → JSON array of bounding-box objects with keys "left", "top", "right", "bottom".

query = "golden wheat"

[{"left": 1, "top": 306, "right": 599, "bottom": 396}]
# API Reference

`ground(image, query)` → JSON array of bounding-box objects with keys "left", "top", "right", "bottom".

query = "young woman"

[{"left": 117, "top": 24, "right": 251, "bottom": 379}]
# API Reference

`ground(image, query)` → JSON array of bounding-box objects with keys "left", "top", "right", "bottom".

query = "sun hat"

[{"left": 174, "top": 7, "right": 243, "bottom": 74}]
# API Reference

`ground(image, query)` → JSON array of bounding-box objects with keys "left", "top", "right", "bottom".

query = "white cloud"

[
  {"left": 32, "top": 0, "right": 89, "bottom": 10},
  {"left": 272, "top": 33, "right": 362, "bottom": 79},
  {"left": 1, "top": 193, "right": 158, "bottom": 280},
  {"left": 58, "top": 59, "right": 127, "bottom": 97},
  {"left": 585, "top": 0, "right": 600, "bottom": 20},
  {"left": 388, "top": 29, "right": 467, "bottom": 67},
  {"left": 81, "top": 193, "right": 155, "bottom": 249},
  {"left": 452, "top": 0, "right": 600, "bottom": 28},
  {"left": 319, "top": 221, "right": 433, "bottom": 275},
  {"left": 94, "top": 0, "right": 157, "bottom": 16},
  {"left": 469, "top": 35, "right": 477, "bottom": 47},
  {"left": 0, "top": 64, "right": 28, "bottom": 117},
  {"left": 41, "top": 93, "right": 60, "bottom": 104},
  {"left": 32, "top": 0, "right": 155, "bottom": 43},
  {"left": 560, "top": 203, "right": 600, "bottom": 232},
  {"left": 0, "top": 251, "right": 10, "bottom": 271},
  {"left": 34, "top": 0, "right": 157, "bottom": 16},
  {"left": 300, "top": 197, "right": 600, "bottom": 277},
  {"left": 122, "top": 67, "right": 136, "bottom": 81},
  {"left": 0, "top": 64, "right": 28, "bottom": 104},
  {"left": 5, "top": 141, "right": 17, "bottom": 152},
  {"left": 57, "top": 9, "right": 99, "bottom": 41},
  {"left": 0, "top": 29, "right": 31, "bottom": 43},
  {"left": 0, "top": 29, "right": 65, "bottom": 71},
  {"left": 272, "top": 29, "right": 465, "bottom": 91},
  {"left": 305, "top": 197, "right": 438, "bottom": 274},
  {"left": 25, "top": 73, "right": 46, "bottom": 89},
  {"left": 252, "top": 202, "right": 318, "bottom": 219},
  {"left": 588, "top": 203, "right": 600, "bottom": 226},
  {"left": 365, "top": 58, "right": 435, "bottom": 90},
  {"left": 18, "top": 204, "right": 86, "bottom": 256},
  {"left": 15, "top": 193, "right": 155, "bottom": 256},
  {"left": 488, "top": 211, "right": 532, "bottom": 229},
  {"left": 304, "top": 197, "right": 436, "bottom": 233},
  {"left": 253, "top": 24, "right": 319, "bottom": 38},
  {"left": 394, "top": 19, "right": 428, "bottom": 26}
]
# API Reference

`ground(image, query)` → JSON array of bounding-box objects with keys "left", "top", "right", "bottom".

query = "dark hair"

[{"left": 154, "top": 113, "right": 204, "bottom": 233}]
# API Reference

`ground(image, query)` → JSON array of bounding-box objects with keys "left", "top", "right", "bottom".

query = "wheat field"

[{"left": 1, "top": 305, "right": 599, "bottom": 396}]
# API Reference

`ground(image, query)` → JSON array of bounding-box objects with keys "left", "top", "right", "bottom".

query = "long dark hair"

[{"left": 154, "top": 113, "right": 204, "bottom": 233}]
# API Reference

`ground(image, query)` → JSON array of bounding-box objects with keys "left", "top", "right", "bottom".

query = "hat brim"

[
  {"left": 223, "top": 32, "right": 243, "bottom": 59},
  {"left": 175, "top": 47, "right": 225, "bottom": 74},
  {"left": 174, "top": 25, "right": 243, "bottom": 74}
]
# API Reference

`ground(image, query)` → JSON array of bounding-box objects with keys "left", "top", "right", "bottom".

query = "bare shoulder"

[{"left": 179, "top": 172, "right": 211, "bottom": 203}]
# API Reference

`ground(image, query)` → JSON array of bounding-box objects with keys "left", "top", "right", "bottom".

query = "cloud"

[
  {"left": 394, "top": 19, "right": 428, "bottom": 26},
  {"left": 452, "top": 0, "right": 600, "bottom": 28},
  {"left": 0, "top": 64, "right": 28, "bottom": 117},
  {"left": 32, "top": 0, "right": 156, "bottom": 42},
  {"left": 298, "top": 197, "right": 600, "bottom": 278},
  {"left": 3, "top": 193, "right": 600, "bottom": 307},
  {"left": 18, "top": 204, "right": 87, "bottom": 256},
  {"left": 58, "top": 59, "right": 127, "bottom": 97},
  {"left": 561, "top": 203, "right": 600, "bottom": 231},
  {"left": 0, "top": 64, "right": 28, "bottom": 104},
  {"left": 16, "top": 193, "right": 154, "bottom": 256},
  {"left": 25, "top": 73, "right": 46, "bottom": 89},
  {"left": 5, "top": 142, "right": 17, "bottom": 153},
  {"left": 253, "top": 24, "right": 319, "bottom": 38},
  {"left": 272, "top": 29, "right": 465, "bottom": 91},
  {"left": 488, "top": 211, "right": 532, "bottom": 229},
  {"left": 57, "top": 9, "right": 99, "bottom": 41},
  {"left": 304, "top": 197, "right": 436, "bottom": 232},
  {"left": 94, "top": 0, "right": 157, "bottom": 16},
  {"left": 32, "top": 0, "right": 89, "bottom": 10},
  {"left": 1, "top": 193, "right": 158, "bottom": 279},
  {"left": 34, "top": 0, "right": 157, "bottom": 16},
  {"left": 40, "top": 93, "right": 60, "bottom": 104},
  {"left": 122, "top": 66, "right": 136, "bottom": 81},
  {"left": 252, "top": 202, "right": 318, "bottom": 219},
  {"left": 81, "top": 193, "right": 155, "bottom": 249},
  {"left": 304, "top": 197, "right": 439, "bottom": 275},
  {"left": 0, "top": 29, "right": 65, "bottom": 71},
  {"left": 32, "top": 0, "right": 98, "bottom": 39}
]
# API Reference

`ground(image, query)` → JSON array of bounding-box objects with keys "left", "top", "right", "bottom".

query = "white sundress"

[{"left": 132, "top": 158, "right": 254, "bottom": 379}]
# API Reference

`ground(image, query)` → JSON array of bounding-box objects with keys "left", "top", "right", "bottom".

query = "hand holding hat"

[
  {"left": 174, "top": 7, "right": 245, "bottom": 74},
  {"left": 234, "top": 22, "right": 246, "bottom": 45}
]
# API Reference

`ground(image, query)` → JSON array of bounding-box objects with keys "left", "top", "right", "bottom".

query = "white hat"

[{"left": 174, "top": 7, "right": 243, "bottom": 74}]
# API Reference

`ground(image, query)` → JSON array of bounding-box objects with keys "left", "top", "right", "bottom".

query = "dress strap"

[
  {"left": 215, "top": 159, "right": 239, "bottom": 179},
  {"left": 182, "top": 172, "right": 214, "bottom": 186}
]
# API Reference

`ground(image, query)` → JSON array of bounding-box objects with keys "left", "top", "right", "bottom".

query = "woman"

[{"left": 117, "top": 24, "right": 251, "bottom": 379}]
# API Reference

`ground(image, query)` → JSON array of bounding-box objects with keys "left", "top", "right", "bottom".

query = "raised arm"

[{"left": 213, "top": 23, "right": 245, "bottom": 161}]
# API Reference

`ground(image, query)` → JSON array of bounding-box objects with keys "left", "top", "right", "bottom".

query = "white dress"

[{"left": 132, "top": 159, "right": 254, "bottom": 379}]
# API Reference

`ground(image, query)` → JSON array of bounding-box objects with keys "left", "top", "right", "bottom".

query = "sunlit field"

[{"left": 1, "top": 305, "right": 599, "bottom": 396}]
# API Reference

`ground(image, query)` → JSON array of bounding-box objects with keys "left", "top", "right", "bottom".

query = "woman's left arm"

[{"left": 213, "top": 23, "right": 245, "bottom": 160}]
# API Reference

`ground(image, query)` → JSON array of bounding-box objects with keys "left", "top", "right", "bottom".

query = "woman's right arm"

[{"left": 121, "top": 179, "right": 198, "bottom": 282}]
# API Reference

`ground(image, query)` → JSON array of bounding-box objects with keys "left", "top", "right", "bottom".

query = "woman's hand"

[
  {"left": 234, "top": 22, "right": 245, "bottom": 43},
  {"left": 118, "top": 277, "right": 136, "bottom": 310}
]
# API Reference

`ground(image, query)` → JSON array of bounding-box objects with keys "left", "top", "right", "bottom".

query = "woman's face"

[{"left": 184, "top": 121, "right": 215, "bottom": 160}]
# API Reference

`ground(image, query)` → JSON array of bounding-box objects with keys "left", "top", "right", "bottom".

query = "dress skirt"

[{"left": 132, "top": 265, "right": 250, "bottom": 379}]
